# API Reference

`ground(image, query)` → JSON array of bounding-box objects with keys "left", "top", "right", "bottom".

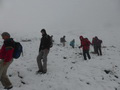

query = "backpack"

[
  {"left": 84, "top": 38, "right": 90, "bottom": 46},
  {"left": 13, "top": 42, "right": 23, "bottom": 59},
  {"left": 97, "top": 39, "right": 102, "bottom": 46},
  {"left": 46, "top": 35, "right": 53, "bottom": 48}
]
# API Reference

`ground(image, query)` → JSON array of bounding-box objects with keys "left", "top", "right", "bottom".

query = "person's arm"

[
  {"left": 79, "top": 43, "right": 83, "bottom": 48},
  {"left": 0, "top": 45, "right": 5, "bottom": 59},
  {"left": 39, "top": 42, "right": 42, "bottom": 52}
]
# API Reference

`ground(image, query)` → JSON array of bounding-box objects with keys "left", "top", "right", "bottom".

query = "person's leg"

[
  {"left": 87, "top": 50, "right": 91, "bottom": 59},
  {"left": 94, "top": 46, "right": 97, "bottom": 54},
  {"left": 99, "top": 47, "right": 102, "bottom": 56},
  {"left": 0, "top": 60, "right": 4, "bottom": 80},
  {"left": 93, "top": 45, "right": 96, "bottom": 53},
  {"left": 83, "top": 50, "right": 87, "bottom": 60},
  {"left": 72, "top": 44, "right": 75, "bottom": 48},
  {"left": 96, "top": 46, "right": 99, "bottom": 56},
  {"left": 42, "top": 49, "right": 49, "bottom": 73},
  {"left": 1, "top": 60, "right": 13, "bottom": 89},
  {"left": 37, "top": 51, "right": 44, "bottom": 72},
  {"left": 63, "top": 42, "right": 65, "bottom": 47}
]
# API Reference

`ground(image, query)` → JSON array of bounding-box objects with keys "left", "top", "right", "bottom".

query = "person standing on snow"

[
  {"left": 60, "top": 36, "right": 66, "bottom": 47},
  {"left": 79, "top": 36, "right": 91, "bottom": 60},
  {"left": 36, "top": 29, "right": 51, "bottom": 74},
  {"left": 94, "top": 36, "right": 102, "bottom": 56},
  {"left": 92, "top": 37, "right": 97, "bottom": 54},
  {"left": 0, "top": 32, "right": 14, "bottom": 89}
]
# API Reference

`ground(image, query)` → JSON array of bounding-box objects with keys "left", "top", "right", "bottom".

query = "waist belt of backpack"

[{"left": 6, "top": 46, "right": 13, "bottom": 50}]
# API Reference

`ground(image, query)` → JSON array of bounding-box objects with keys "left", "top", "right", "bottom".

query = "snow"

[
  {"left": 0, "top": 0, "right": 120, "bottom": 90},
  {"left": 0, "top": 36, "right": 120, "bottom": 90}
]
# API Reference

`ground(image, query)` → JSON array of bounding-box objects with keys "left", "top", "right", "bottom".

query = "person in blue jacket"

[{"left": 70, "top": 39, "right": 75, "bottom": 48}]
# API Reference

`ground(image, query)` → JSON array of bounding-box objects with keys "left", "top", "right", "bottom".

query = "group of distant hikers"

[
  {"left": 0, "top": 29, "right": 102, "bottom": 89},
  {"left": 60, "top": 34, "right": 102, "bottom": 60}
]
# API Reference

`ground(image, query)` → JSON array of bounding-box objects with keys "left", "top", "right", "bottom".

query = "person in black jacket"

[
  {"left": 36, "top": 29, "right": 51, "bottom": 74},
  {"left": 94, "top": 36, "right": 102, "bottom": 56},
  {"left": 60, "top": 36, "right": 66, "bottom": 47}
]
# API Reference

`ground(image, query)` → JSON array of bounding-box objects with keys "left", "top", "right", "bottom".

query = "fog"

[{"left": 0, "top": 0, "right": 120, "bottom": 35}]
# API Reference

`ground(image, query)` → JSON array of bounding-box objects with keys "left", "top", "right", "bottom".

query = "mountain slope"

[{"left": 0, "top": 36, "right": 120, "bottom": 90}]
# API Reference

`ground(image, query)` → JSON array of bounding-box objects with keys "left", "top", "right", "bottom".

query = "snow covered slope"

[{"left": 0, "top": 36, "right": 120, "bottom": 90}]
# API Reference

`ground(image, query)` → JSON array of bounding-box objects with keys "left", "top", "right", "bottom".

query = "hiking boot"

[
  {"left": 42, "top": 71, "right": 47, "bottom": 74},
  {"left": 36, "top": 70, "right": 43, "bottom": 74},
  {"left": 4, "top": 85, "right": 13, "bottom": 90}
]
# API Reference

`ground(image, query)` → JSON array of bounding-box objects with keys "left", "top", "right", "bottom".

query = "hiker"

[
  {"left": 94, "top": 36, "right": 102, "bottom": 56},
  {"left": 92, "top": 37, "right": 97, "bottom": 53},
  {"left": 0, "top": 32, "right": 14, "bottom": 89},
  {"left": 79, "top": 36, "right": 91, "bottom": 60},
  {"left": 60, "top": 36, "right": 66, "bottom": 47},
  {"left": 36, "top": 29, "right": 51, "bottom": 74},
  {"left": 70, "top": 39, "right": 75, "bottom": 48}
]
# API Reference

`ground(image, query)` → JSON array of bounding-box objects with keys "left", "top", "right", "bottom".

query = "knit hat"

[
  {"left": 79, "top": 36, "right": 83, "bottom": 39},
  {"left": 41, "top": 29, "right": 46, "bottom": 33},
  {"left": 1, "top": 32, "right": 10, "bottom": 37}
]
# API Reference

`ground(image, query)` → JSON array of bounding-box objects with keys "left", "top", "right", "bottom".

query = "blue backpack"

[{"left": 13, "top": 42, "right": 23, "bottom": 59}]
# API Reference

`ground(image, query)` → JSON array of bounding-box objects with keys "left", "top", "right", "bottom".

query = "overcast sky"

[{"left": 0, "top": 0, "right": 120, "bottom": 34}]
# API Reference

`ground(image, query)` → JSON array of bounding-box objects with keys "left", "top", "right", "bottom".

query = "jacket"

[
  {"left": 70, "top": 40, "right": 75, "bottom": 47},
  {"left": 39, "top": 34, "right": 51, "bottom": 52},
  {"left": 0, "top": 38, "right": 14, "bottom": 62},
  {"left": 80, "top": 38, "right": 90, "bottom": 50}
]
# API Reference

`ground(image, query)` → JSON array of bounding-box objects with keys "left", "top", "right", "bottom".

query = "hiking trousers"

[
  {"left": 62, "top": 42, "right": 65, "bottom": 47},
  {"left": 0, "top": 59, "right": 13, "bottom": 88},
  {"left": 96, "top": 46, "right": 102, "bottom": 56},
  {"left": 37, "top": 49, "right": 49, "bottom": 73},
  {"left": 93, "top": 45, "right": 97, "bottom": 53},
  {"left": 83, "top": 50, "right": 91, "bottom": 60}
]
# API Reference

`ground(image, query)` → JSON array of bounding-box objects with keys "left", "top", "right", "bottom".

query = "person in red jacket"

[
  {"left": 0, "top": 32, "right": 14, "bottom": 89},
  {"left": 79, "top": 36, "right": 91, "bottom": 60}
]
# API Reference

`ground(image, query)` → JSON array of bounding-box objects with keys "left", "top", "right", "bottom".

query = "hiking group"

[
  {"left": 79, "top": 36, "right": 102, "bottom": 60},
  {"left": 0, "top": 29, "right": 102, "bottom": 89},
  {"left": 60, "top": 35, "right": 102, "bottom": 60}
]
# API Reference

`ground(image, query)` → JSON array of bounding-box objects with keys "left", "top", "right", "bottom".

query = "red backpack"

[
  {"left": 81, "top": 38, "right": 90, "bottom": 50},
  {"left": 84, "top": 38, "right": 90, "bottom": 46}
]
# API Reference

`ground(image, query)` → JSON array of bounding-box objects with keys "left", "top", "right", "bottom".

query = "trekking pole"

[
  {"left": 79, "top": 48, "right": 82, "bottom": 55},
  {"left": 21, "top": 50, "right": 24, "bottom": 57},
  {"left": 76, "top": 44, "right": 82, "bottom": 55},
  {"left": 76, "top": 44, "right": 80, "bottom": 55},
  {"left": 102, "top": 43, "right": 105, "bottom": 55},
  {"left": 78, "top": 47, "right": 85, "bottom": 60}
]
